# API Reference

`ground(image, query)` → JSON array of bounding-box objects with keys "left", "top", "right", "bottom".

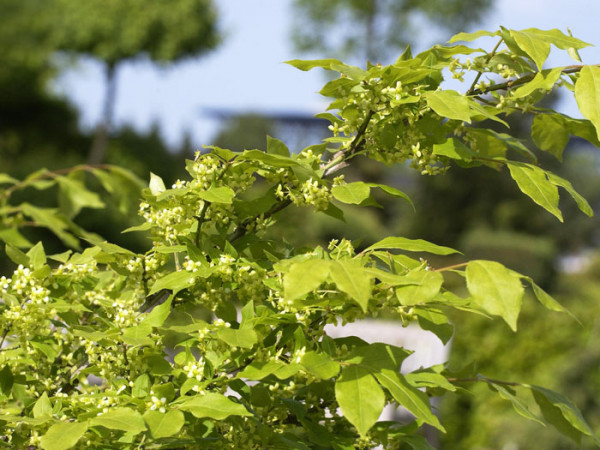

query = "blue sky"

[{"left": 54, "top": 0, "right": 600, "bottom": 148}]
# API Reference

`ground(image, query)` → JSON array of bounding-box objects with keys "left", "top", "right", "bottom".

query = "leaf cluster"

[{"left": 0, "top": 27, "right": 599, "bottom": 448}]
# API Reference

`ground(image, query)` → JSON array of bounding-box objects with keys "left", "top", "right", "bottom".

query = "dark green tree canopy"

[{"left": 52, "top": 0, "right": 220, "bottom": 66}]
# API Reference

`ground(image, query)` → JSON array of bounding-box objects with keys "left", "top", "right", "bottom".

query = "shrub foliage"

[{"left": 0, "top": 27, "right": 599, "bottom": 448}]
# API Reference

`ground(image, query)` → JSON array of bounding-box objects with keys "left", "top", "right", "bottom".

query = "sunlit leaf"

[
  {"left": 466, "top": 260, "right": 524, "bottom": 331},
  {"left": 335, "top": 365, "right": 385, "bottom": 437}
]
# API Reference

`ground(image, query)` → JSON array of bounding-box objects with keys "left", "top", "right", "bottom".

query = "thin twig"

[
  {"left": 433, "top": 262, "right": 468, "bottom": 272},
  {"left": 467, "top": 38, "right": 504, "bottom": 95},
  {"left": 469, "top": 64, "right": 598, "bottom": 97},
  {"left": 448, "top": 376, "right": 522, "bottom": 387}
]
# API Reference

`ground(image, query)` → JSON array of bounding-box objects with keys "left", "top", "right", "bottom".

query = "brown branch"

[{"left": 468, "top": 64, "right": 598, "bottom": 97}]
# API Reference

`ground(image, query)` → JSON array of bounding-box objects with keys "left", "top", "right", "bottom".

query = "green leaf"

[
  {"left": 395, "top": 270, "right": 444, "bottom": 306},
  {"left": 512, "top": 68, "right": 563, "bottom": 99},
  {"left": 122, "top": 324, "right": 154, "bottom": 346},
  {"left": 267, "top": 135, "right": 290, "bottom": 156},
  {"left": 132, "top": 374, "right": 151, "bottom": 398},
  {"left": 0, "top": 228, "right": 32, "bottom": 248},
  {"left": 0, "top": 173, "right": 19, "bottom": 185},
  {"left": 237, "top": 360, "right": 287, "bottom": 380},
  {"left": 285, "top": 58, "right": 343, "bottom": 71},
  {"left": 520, "top": 28, "right": 590, "bottom": 50},
  {"left": 448, "top": 30, "right": 498, "bottom": 43},
  {"left": 33, "top": 392, "right": 53, "bottom": 419},
  {"left": 177, "top": 393, "right": 251, "bottom": 419},
  {"left": 146, "top": 355, "right": 172, "bottom": 375},
  {"left": 57, "top": 176, "right": 104, "bottom": 218},
  {"left": 507, "top": 162, "right": 562, "bottom": 221},
  {"left": 198, "top": 186, "right": 235, "bottom": 204},
  {"left": 216, "top": 327, "right": 258, "bottom": 349},
  {"left": 143, "top": 296, "right": 173, "bottom": 327},
  {"left": 20, "top": 204, "right": 79, "bottom": 248},
  {"left": 466, "top": 260, "right": 524, "bottom": 331},
  {"left": 490, "top": 383, "right": 545, "bottom": 425},
  {"left": 365, "top": 236, "right": 459, "bottom": 255},
  {"left": 331, "top": 182, "right": 371, "bottom": 205},
  {"left": 531, "top": 114, "right": 569, "bottom": 161},
  {"left": 575, "top": 66, "right": 600, "bottom": 141},
  {"left": 414, "top": 308, "right": 454, "bottom": 345},
  {"left": 406, "top": 371, "right": 456, "bottom": 392},
  {"left": 40, "top": 421, "right": 88, "bottom": 450},
  {"left": 546, "top": 171, "right": 593, "bottom": 217},
  {"left": 5, "top": 243, "right": 30, "bottom": 267},
  {"left": 520, "top": 275, "right": 577, "bottom": 321},
  {"left": 90, "top": 407, "right": 146, "bottom": 434},
  {"left": 149, "top": 271, "right": 196, "bottom": 296},
  {"left": 26, "top": 241, "right": 46, "bottom": 270},
  {"left": 283, "top": 259, "right": 331, "bottom": 301},
  {"left": 532, "top": 385, "right": 598, "bottom": 445},
  {"left": 344, "top": 342, "right": 410, "bottom": 372},
  {"left": 375, "top": 368, "right": 444, "bottom": 431},
  {"left": 300, "top": 351, "right": 340, "bottom": 379},
  {"left": 143, "top": 409, "right": 185, "bottom": 439},
  {"left": 510, "top": 29, "right": 550, "bottom": 69},
  {"left": 367, "top": 183, "right": 414, "bottom": 209},
  {"left": 335, "top": 365, "right": 385, "bottom": 437},
  {"left": 426, "top": 90, "right": 471, "bottom": 123},
  {"left": 433, "top": 138, "right": 475, "bottom": 161},
  {"left": 149, "top": 172, "right": 166, "bottom": 195},
  {"left": 330, "top": 261, "right": 373, "bottom": 312}
]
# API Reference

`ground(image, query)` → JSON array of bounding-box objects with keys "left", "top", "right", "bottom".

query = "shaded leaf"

[
  {"left": 532, "top": 385, "right": 598, "bottom": 445},
  {"left": 433, "top": 138, "right": 475, "bottom": 161},
  {"left": 375, "top": 368, "right": 444, "bottom": 431},
  {"left": 531, "top": 114, "right": 569, "bottom": 161},
  {"left": 332, "top": 182, "right": 371, "bottom": 205},
  {"left": 507, "top": 162, "right": 562, "bottom": 221},
  {"left": 300, "top": 351, "right": 340, "bottom": 379},
  {"left": 490, "top": 382, "right": 544, "bottom": 425}
]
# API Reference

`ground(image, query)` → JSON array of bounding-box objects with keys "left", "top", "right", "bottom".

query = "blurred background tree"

[
  {"left": 290, "top": 0, "right": 492, "bottom": 62},
  {"left": 51, "top": 0, "right": 220, "bottom": 164},
  {"left": 0, "top": 0, "right": 221, "bottom": 260}
]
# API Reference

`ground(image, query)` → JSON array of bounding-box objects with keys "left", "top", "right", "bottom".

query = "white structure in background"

[{"left": 325, "top": 320, "right": 450, "bottom": 421}]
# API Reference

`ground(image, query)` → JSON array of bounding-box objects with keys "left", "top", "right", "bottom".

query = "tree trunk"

[
  {"left": 88, "top": 63, "right": 117, "bottom": 164},
  {"left": 365, "top": 0, "right": 377, "bottom": 62}
]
